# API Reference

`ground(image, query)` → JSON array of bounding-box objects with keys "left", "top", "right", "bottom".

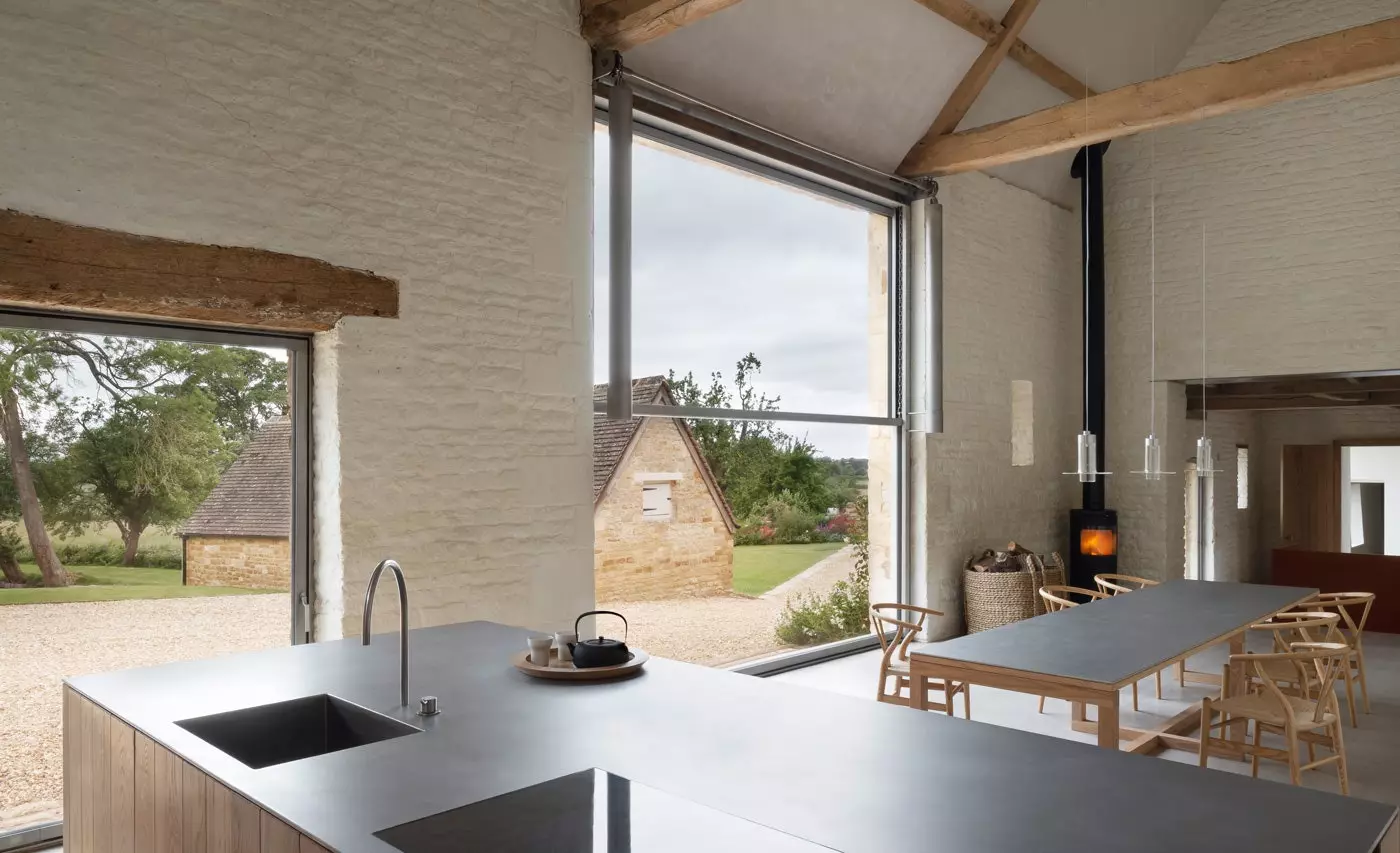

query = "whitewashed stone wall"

[
  {"left": 0, "top": 0, "right": 595, "bottom": 639},
  {"left": 918, "top": 172, "right": 1082, "bottom": 637},
  {"left": 1104, "top": 0, "right": 1400, "bottom": 582}
]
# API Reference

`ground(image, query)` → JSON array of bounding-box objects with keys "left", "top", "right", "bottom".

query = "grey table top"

[
  {"left": 68, "top": 619, "right": 1394, "bottom": 853},
  {"left": 911, "top": 580, "right": 1318, "bottom": 686}
]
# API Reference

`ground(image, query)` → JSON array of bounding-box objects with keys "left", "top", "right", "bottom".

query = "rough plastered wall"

[
  {"left": 185, "top": 537, "right": 292, "bottom": 591},
  {"left": 593, "top": 419, "right": 734, "bottom": 601},
  {"left": 0, "top": 0, "right": 594, "bottom": 639},
  {"left": 916, "top": 172, "right": 1081, "bottom": 637},
  {"left": 1104, "top": 0, "right": 1400, "bottom": 582}
]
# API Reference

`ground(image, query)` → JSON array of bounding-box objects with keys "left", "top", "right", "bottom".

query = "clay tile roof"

[
  {"left": 182, "top": 417, "right": 292, "bottom": 538},
  {"left": 592, "top": 376, "right": 667, "bottom": 500}
]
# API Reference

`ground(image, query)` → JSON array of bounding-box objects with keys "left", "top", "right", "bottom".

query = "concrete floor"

[{"left": 771, "top": 631, "right": 1400, "bottom": 807}]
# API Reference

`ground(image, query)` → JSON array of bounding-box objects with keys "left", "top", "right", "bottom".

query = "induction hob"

[{"left": 373, "top": 768, "right": 837, "bottom": 853}]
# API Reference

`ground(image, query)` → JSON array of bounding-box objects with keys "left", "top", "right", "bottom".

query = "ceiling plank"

[
  {"left": 901, "top": 0, "right": 1042, "bottom": 173},
  {"left": 582, "top": 0, "right": 747, "bottom": 51},
  {"left": 0, "top": 210, "right": 398, "bottom": 333},
  {"left": 910, "top": 0, "right": 1095, "bottom": 100},
  {"left": 900, "top": 14, "right": 1400, "bottom": 177}
]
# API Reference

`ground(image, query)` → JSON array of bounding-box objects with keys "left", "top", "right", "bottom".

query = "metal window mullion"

[{"left": 606, "top": 77, "right": 633, "bottom": 421}]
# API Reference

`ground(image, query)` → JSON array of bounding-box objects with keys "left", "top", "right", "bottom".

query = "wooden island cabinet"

[{"left": 62, "top": 686, "right": 331, "bottom": 853}]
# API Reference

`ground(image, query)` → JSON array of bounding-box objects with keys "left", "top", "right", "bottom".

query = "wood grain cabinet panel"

[
  {"left": 260, "top": 812, "right": 301, "bottom": 853},
  {"left": 133, "top": 733, "right": 156, "bottom": 852},
  {"left": 182, "top": 760, "right": 208, "bottom": 852},
  {"left": 108, "top": 716, "right": 135, "bottom": 853},
  {"left": 153, "top": 740, "right": 185, "bottom": 853},
  {"left": 63, "top": 688, "right": 338, "bottom": 852},
  {"left": 208, "top": 777, "right": 262, "bottom": 853}
]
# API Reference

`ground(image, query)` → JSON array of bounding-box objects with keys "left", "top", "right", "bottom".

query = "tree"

[
  {"left": 0, "top": 331, "right": 145, "bottom": 586},
  {"left": 667, "top": 354, "right": 830, "bottom": 520},
  {"left": 56, "top": 392, "right": 227, "bottom": 566},
  {"left": 128, "top": 342, "right": 287, "bottom": 447}
]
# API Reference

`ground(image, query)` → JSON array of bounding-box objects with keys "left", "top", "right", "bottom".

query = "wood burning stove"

[{"left": 1069, "top": 508, "right": 1117, "bottom": 589}]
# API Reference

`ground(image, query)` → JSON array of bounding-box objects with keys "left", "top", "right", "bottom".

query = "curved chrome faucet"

[{"left": 362, "top": 559, "right": 409, "bottom": 708}]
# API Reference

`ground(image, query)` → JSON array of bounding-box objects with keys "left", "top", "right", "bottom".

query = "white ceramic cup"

[
  {"left": 554, "top": 631, "right": 577, "bottom": 663},
  {"left": 527, "top": 635, "right": 554, "bottom": 666}
]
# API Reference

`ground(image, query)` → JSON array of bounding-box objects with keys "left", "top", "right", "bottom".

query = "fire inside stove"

[{"left": 1079, "top": 528, "right": 1117, "bottom": 557}]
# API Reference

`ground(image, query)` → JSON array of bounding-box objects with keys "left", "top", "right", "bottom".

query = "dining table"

[{"left": 907, "top": 579, "right": 1318, "bottom": 753}]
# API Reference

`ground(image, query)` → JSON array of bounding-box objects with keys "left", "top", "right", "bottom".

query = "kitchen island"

[{"left": 64, "top": 621, "right": 1399, "bottom": 853}]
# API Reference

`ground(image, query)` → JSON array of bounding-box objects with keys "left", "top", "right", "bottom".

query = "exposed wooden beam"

[
  {"left": 1203, "top": 376, "right": 1400, "bottom": 398},
  {"left": 582, "top": 0, "right": 746, "bottom": 51},
  {"left": 1188, "top": 391, "right": 1400, "bottom": 413},
  {"left": 910, "top": 0, "right": 1095, "bottom": 100},
  {"left": 0, "top": 210, "right": 398, "bottom": 333},
  {"left": 902, "top": 0, "right": 1042, "bottom": 173},
  {"left": 900, "top": 14, "right": 1400, "bottom": 177}
]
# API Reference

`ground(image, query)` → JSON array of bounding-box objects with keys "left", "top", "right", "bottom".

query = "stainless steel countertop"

[{"left": 68, "top": 621, "right": 1397, "bottom": 853}]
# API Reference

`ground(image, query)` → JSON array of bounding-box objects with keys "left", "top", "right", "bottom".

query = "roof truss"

[
  {"left": 910, "top": 0, "right": 1094, "bottom": 100},
  {"left": 901, "top": 13, "right": 1400, "bottom": 177}
]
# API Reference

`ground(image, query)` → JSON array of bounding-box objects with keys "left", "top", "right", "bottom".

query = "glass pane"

[
  {"left": 594, "top": 129, "right": 891, "bottom": 424},
  {"left": 0, "top": 327, "right": 294, "bottom": 841},
  {"left": 591, "top": 410, "right": 896, "bottom": 667}
]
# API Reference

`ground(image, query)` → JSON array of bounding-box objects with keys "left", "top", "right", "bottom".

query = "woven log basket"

[{"left": 963, "top": 553, "right": 1064, "bottom": 634}]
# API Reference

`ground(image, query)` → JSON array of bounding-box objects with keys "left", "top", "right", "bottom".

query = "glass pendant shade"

[
  {"left": 1065, "top": 430, "right": 1111, "bottom": 483},
  {"left": 1196, "top": 436, "right": 1220, "bottom": 478},
  {"left": 1133, "top": 434, "right": 1173, "bottom": 480}
]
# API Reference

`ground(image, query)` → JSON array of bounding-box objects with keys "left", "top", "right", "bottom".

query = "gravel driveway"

[
  {"left": 601, "top": 545, "right": 858, "bottom": 667},
  {"left": 0, "top": 595, "right": 287, "bottom": 830}
]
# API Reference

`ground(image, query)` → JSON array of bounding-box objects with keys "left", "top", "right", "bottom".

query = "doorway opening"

[{"left": 0, "top": 312, "right": 309, "bottom": 849}]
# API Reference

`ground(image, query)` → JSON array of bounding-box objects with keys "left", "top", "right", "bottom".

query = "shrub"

[
  {"left": 774, "top": 497, "right": 871, "bottom": 646},
  {"left": 734, "top": 524, "right": 775, "bottom": 546},
  {"left": 16, "top": 541, "right": 182, "bottom": 570}
]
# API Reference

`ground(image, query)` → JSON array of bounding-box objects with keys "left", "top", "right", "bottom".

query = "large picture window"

[
  {"left": 591, "top": 114, "right": 906, "bottom": 671},
  {"left": 0, "top": 310, "right": 309, "bottom": 851}
]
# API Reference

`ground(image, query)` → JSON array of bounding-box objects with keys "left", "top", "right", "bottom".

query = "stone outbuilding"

[
  {"left": 181, "top": 417, "right": 292, "bottom": 591},
  {"left": 594, "top": 377, "right": 736, "bottom": 601}
]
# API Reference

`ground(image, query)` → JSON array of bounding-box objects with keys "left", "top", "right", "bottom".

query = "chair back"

[
  {"left": 1241, "top": 643, "right": 1349, "bottom": 727},
  {"left": 870, "top": 603, "right": 931, "bottom": 667},
  {"left": 1250, "top": 611, "right": 1341, "bottom": 651},
  {"left": 1094, "top": 574, "right": 1159, "bottom": 596},
  {"left": 1306, "top": 592, "right": 1375, "bottom": 649},
  {"left": 1039, "top": 585, "right": 1108, "bottom": 612}
]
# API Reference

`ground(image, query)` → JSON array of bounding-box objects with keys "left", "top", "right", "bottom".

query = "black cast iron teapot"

[{"left": 569, "top": 610, "right": 631, "bottom": 668}]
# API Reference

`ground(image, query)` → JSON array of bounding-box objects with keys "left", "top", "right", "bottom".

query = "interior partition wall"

[{"left": 594, "top": 61, "right": 938, "bottom": 674}]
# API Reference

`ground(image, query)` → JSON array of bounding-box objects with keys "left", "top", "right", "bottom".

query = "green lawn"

[
  {"left": 732, "top": 542, "right": 845, "bottom": 597},
  {"left": 0, "top": 564, "right": 279, "bottom": 605}
]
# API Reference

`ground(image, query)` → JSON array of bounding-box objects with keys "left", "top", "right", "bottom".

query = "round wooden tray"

[{"left": 511, "top": 647, "right": 649, "bottom": 681}]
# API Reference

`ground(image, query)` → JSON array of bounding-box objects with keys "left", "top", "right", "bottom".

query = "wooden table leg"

[
  {"left": 912, "top": 670, "right": 930, "bottom": 711},
  {"left": 1071, "top": 701, "right": 1089, "bottom": 724},
  {"left": 1096, "top": 691, "right": 1120, "bottom": 750},
  {"left": 1226, "top": 632, "right": 1248, "bottom": 743}
]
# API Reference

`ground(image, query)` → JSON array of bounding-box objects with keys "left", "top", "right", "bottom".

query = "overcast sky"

[{"left": 592, "top": 131, "right": 884, "bottom": 459}]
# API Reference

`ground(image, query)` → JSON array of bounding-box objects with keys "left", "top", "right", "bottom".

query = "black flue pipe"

[{"left": 1071, "top": 142, "right": 1109, "bottom": 512}]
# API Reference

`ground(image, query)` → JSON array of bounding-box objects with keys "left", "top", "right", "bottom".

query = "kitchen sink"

[{"left": 175, "top": 694, "right": 420, "bottom": 769}]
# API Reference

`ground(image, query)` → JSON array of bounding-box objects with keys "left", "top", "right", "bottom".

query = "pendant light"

[
  {"left": 1065, "top": 5, "right": 1109, "bottom": 483},
  {"left": 1197, "top": 226, "right": 1220, "bottom": 478},
  {"left": 1132, "top": 90, "right": 1172, "bottom": 480}
]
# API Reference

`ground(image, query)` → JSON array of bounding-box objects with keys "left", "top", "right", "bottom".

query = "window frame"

[
  {"left": 0, "top": 308, "right": 313, "bottom": 645},
  {"left": 595, "top": 89, "right": 913, "bottom": 676}
]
